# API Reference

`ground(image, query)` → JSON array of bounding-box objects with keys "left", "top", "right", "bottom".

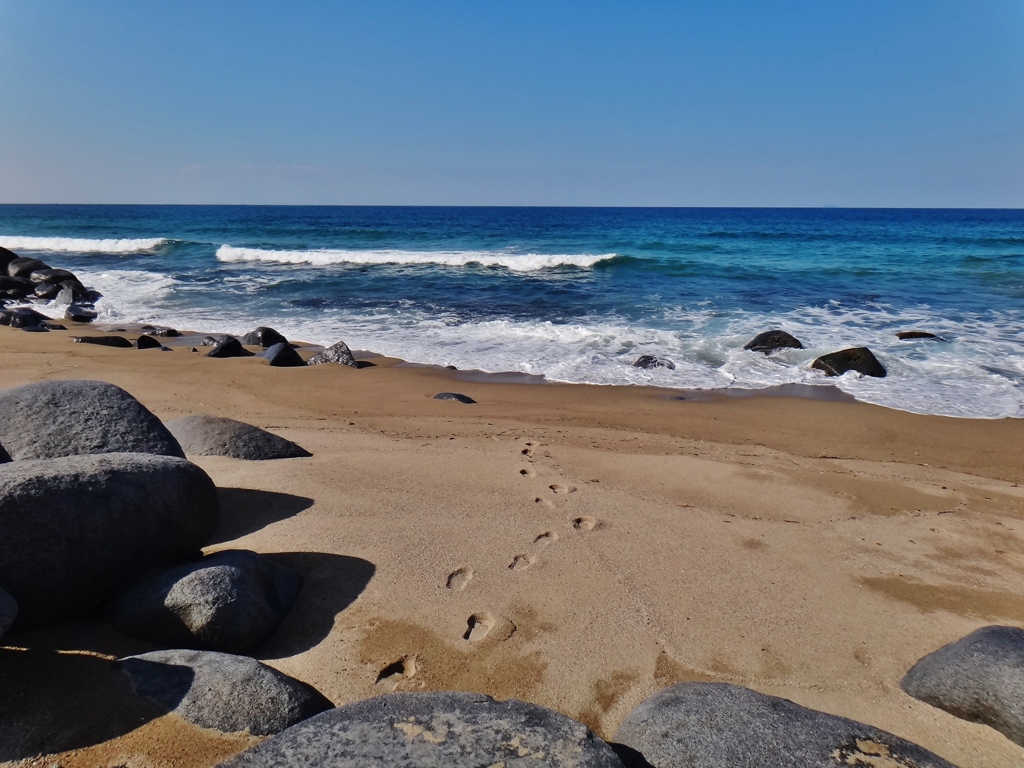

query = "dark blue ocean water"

[{"left": 1, "top": 205, "right": 1022, "bottom": 417}]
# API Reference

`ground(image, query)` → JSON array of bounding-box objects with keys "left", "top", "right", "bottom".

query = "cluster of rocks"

[
  {"left": 634, "top": 327, "right": 945, "bottom": 379},
  {"left": 0, "top": 245, "right": 100, "bottom": 328},
  {"left": 0, "top": 379, "right": 331, "bottom": 740}
]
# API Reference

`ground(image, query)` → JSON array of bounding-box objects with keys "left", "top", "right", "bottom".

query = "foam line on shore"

[
  {"left": 0, "top": 236, "right": 171, "bottom": 254},
  {"left": 215, "top": 245, "right": 615, "bottom": 271}
]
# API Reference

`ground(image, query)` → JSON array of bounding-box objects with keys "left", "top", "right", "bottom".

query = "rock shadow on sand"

[
  {"left": 210, "top": 488, "right": 315, "bottom": 545},
  {"left": 254, "top": 552, "right": 376, "bottom": 659},
  {"left": 0, "top": 644, "right": 189, "bottom": 761}
]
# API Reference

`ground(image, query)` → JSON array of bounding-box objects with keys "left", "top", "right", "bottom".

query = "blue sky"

[{"left": 1, "top": 1, "right": 1022, "bottom": 206}]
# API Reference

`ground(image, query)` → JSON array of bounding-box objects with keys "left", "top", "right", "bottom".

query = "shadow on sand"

[
  {"left": 255, "top": 551, "right": 375, "bottom": 659},
  {"left": 210, "top": 487, "right": 315, "bottom": 545}
]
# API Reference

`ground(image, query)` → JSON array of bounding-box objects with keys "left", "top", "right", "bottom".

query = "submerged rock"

[
  {"left": 257, "top": 342, "right": 306, "bottom": 367},
  {"left": 0, "top": 452, "right": 219, "bottom": 628},
  {"left": 0, "top": 379, "right": 185, "bottom": 461},
  {"left": 218, "top": 691, "right": 623, "bottom": 767},
  {"left": 433, "top": 392, "right": 476, "bottom": 404},
  {"left": 105, "top": 549, "right": 303, "bottom": 653},
  {"left": 167, "top": 415, "right": 311, "bottom": 460},
  {"left": 241, "top": 326, "right": 288, "bottom": 348},
  {"left": 116, "top": 649, "right": 331, "bottom": 736},
  {"left": 811, "top": 347, "right": 886, "bottom": 378},
  {"left": 897, "top": 330, "right": 941, "bottom": 341},
  {"left": 307, "top": 339, "right": 358, "bottom": 368},
  {"left": 633, "top": 355, "right": 675, "bottom": 370},
  {"left": 901, "top": 625, "right": 1024, "bottom": 747},
  {"left": 614, "top": 682, "right": 956, "bottom": 768},
  {"left": 72, "top": 335, "right": 134, "bottom": 348},
  {"left": 743, "top": 330, "right": 804, "bottom": 353}
]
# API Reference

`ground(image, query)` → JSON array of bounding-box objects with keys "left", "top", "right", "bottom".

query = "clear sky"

[{"left": 1, "top": 1, "right": 1022, "bottom": 207}]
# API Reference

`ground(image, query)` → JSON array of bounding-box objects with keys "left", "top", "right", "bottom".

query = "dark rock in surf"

[
  {"left": 897, "top": 331, "right": 942, "bottom": 341},
  {"left": 306, "top": 339, "right": 358, "bottom": 368},
  {"left": 65, "top": 305, "right": 97, "bottom": 323},
  {"left": 0, "top": 452, "right": 218, "bottom": 628},
  {"left": 901, "top": 625, "right": 1024, "bottom": 747},
  {"left": 72, "top": 335, "right": 134, "bottom": 349},
  {"left": 0, "top": 379, "right": 185, "bottom": 461},
  {"left": 256, "top": 343, "right": 306, "bottom": 367},
  {"left": 29, "top": 268, "right": 78, "bottom": 285},
  {"left": 811, "top": 347, "right": 886, "bottom": 378},
  {"left": 217, "top": 690, "right": 623, "bottom": 767},
  {"left": 633, "top": 355, "right": 675, "bottom": 370},
  {"left": 153, "top": 328, "right": 180, "bottom": 338},
  {"left": 105, "top": 549, "right": 303, "bottom": 653},
  {"left": 33, "top": 283, "right": 63, "bottom": 300},
  {"left": 166, "top": 415, "right": 311, "bottom": 460},
  {"left": 201, "top": 335, "right": 226, "bottom": 347},
  {"left": 434, "top": 392, "right": 476, "bottom": 404},
  {"left": 614, "top": 682, "right": 956, "bottom": 768},
  {"left": 241, "top": 326, "right": 288, "bottom": 348},
  {"left": 206, "top": 337, "right": 253, "bottom": 359},
  {"left": 0, "top": 246, "right": 19, "bottom": 272},
  {"left": 0, "top": 307, "right": 51, "bottom": 328},
  {"left": 7, "top": 257, "right": 49, "bottom": 278},
  {"left": 116, "top": 649, "right": 331, "bottom": 736},
  {"left": 743, "top": 330, "right": 804, "bottom": 353},
  {"left": 136, "top": 334, "right": 164, "bottom": 350}
]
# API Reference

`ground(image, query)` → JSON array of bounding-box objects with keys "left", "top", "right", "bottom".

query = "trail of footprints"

[{"left": 444, "top": 439, "right": 600, "bottom": 642}]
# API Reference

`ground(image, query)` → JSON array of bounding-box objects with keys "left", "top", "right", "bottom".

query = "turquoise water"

[{"left": 1, "top": 205, "right": 1022, "bottom": 417}]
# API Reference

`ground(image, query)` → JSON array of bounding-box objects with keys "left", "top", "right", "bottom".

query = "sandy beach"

[{"left": 2, "top": 325, "right": 1023, "bottom": 767}]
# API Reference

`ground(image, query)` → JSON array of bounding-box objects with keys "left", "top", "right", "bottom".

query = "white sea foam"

[
  {"left": 0, "top": 236, "right": 170, "bottom": 254},
  {"left": 215, "top": 245, "right": 614, "bottom": 271}
]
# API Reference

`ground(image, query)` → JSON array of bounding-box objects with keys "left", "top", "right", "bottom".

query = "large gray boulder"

[
  {"left": 219, "top": 691, "right": 623, "bottom": 767},
  {"left": 116, "top": 649, "right": 331, "bottom": 736},
  {"left": 166, "top": 415, "right": 311, "bottom": 460},
  {"left": 307, "top": 340, "right": 358, "bottom": 368},
  {"left": 614, "top": 683, "right": 956, "bottom": 768},
  {"left": 0, "top": 587, "right": 16, "bottom": 639},
  {"left": 0, "top": 453, "right": 219, "bottom": 628},
  {"left": 0, "top": 379, "right": 185, "bottom": 461},
  {"left": 901, "top": 625, "right": 1024, "bottom": 747},
  {"left": 105, "top": 549, "right": 302, "bottom": 653}
]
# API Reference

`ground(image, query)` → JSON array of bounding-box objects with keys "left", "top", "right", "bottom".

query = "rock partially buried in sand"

[
  {"left": 901, "top": 625, "right": 1024, "bottom": 747},
  {"left": 897, "top": 330, "right": 942, "bottom": 341},
  {"left": 72, "top": 335, "right": 134, "bottom": 348},
  {"left": 0, "top": 452, "right": 219, "bottom": 628},
  {"left": 241, "top": 326, "right": 289, "bottom": 347},
  {"left": 166, "top": 415, "right": 312, "bottom": 460},
  {"left": 811, "top": 347, "right": 886, "bottom": 378},
  {"left": 633, "top": 355, "right": 675, "bottom": 370},
  {"left": 0, "top": 379, "right": 185, "bottom": 461},
  {"left": 743, "top": 329, "right": 804, "bottom": 353},
  {"left": 434, "top": 392, "right": 476, "bottom": 404},
  {"left": 206, "top": 337, "right": 254, "bottom": 359},
  {"left": 257, "top": 342, "right": 307, "bottom": 367},
  {"left": 136, "top": 334, "right": 164, "bottom": 349},
  {"left": 0, "top": 307, "right": 51, "bottom": 328},
  {"left": 105, "top": 549, "right": 303, "bottom": 653},
  {"left": 614, "top": 682, "right": 956, "bottom": 768},
  {"left": 218, "top": 691, "right": 624, "bottom": 767},
  {"left": 307, "top": 339, "right": 358, "bottom": 368},
  {"left": 116, "top": 649, "right": 331, "bottom": 736},
  {"left": 0, "top": 587, "right": 17, "bottom": 639}
]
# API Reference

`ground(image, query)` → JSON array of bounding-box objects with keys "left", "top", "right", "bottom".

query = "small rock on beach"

[
  {"left": 257, "top": 342, "right": 306, "bottom": 367},
  {"left": 307, "top": 339, "right": 358, "bottom": 367},
  {"left": 434, "top": 392, "right": 476, "bottom": 404},
  {"left": 72, "top": 335, "right": 134, "bottom": 348},
  {"left": 167, "top": 415, "right": 312, "bottom": 460}
]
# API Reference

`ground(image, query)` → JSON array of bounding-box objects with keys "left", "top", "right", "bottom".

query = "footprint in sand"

[
  {"left": 572, "top": 515, "right": 598, "bottom": 531},
  {"left": 519, "top": 467, "right": 536, "bottom": 477},
  {"left": 521, "top": 447, "right": 534, "bottom": 457},
  {"left": 464, "top": 612, "right": 496, "bottom": 642},
  {"left": 375, "top": 655, "right": 418, "bottom": 691},
  {"left": 549, "top": 483, "right": 576, "bottom": 495},
  {"left": 446, "top": 567, "right": 474, "bottom": 592},
  {"left": 508, "top": 554, "right": 537, "bottom": 571},
  {"left": 535, "top": 497, "right": 555, "bottom": 509},
  {"left": 533, "top": 531, "right": 559, "bottom": 547}
]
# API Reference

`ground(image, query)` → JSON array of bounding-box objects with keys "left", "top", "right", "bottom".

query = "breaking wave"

[{"left": 0, "top": 236, "right": 171, "bottom": 254}]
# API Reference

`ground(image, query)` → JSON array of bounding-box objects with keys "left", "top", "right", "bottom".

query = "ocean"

[{"left": 1, "top": 205, "right": 1022, "bottom": 419}]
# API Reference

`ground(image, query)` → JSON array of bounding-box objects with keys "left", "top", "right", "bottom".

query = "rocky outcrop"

[
  {"left": 166, "top": 415, "right": 311, "bottom": 460},
  {"left": 0, "top": 587, "right": 16, "bottom": 639},
  {"left": 307, "top": 340, "right": 358, "bottom": 368},
  {"left": 105, "top": 549, "right": 302, "bottom": 653},
  {"left": 901, "top": 625, "right": 1024, "bottom": 747},
  {"left": 241, "top": 327, "right": 288, "bottom": 347},
  {"left": 0, "top": 453, "right": 219, "bottom": 628},
  {"left": 811, "top": 347, "right": 887, "bottom": 378},
  {"left": 71, "top": 335, "right": 134, "bottom": 348},
  {"left": 633, "top": 355, "right": 675, "bottom": 370},
  {"left": 0, "top": 379, "right": 185, "bottom": 461},
  {"left": 743, "top": 330, "right": 804, "bottom": 353},
  {"left": 116, "top": 650, "right": 331, "bottom": 736},
  {"left": 8, "top": 257, "right": 49, "bottom": 279},
  {"left": 257, "top": 343, "right": 306, "bottom": 367},
  {"left": 614, "top": 683, "right": 956, "bottom": 768},
  {"left": 433, "top": 392, "right": 476, "bottom": 404},
  {"left": 218, "top": 691, "right": 623, "bottom": 766}
]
